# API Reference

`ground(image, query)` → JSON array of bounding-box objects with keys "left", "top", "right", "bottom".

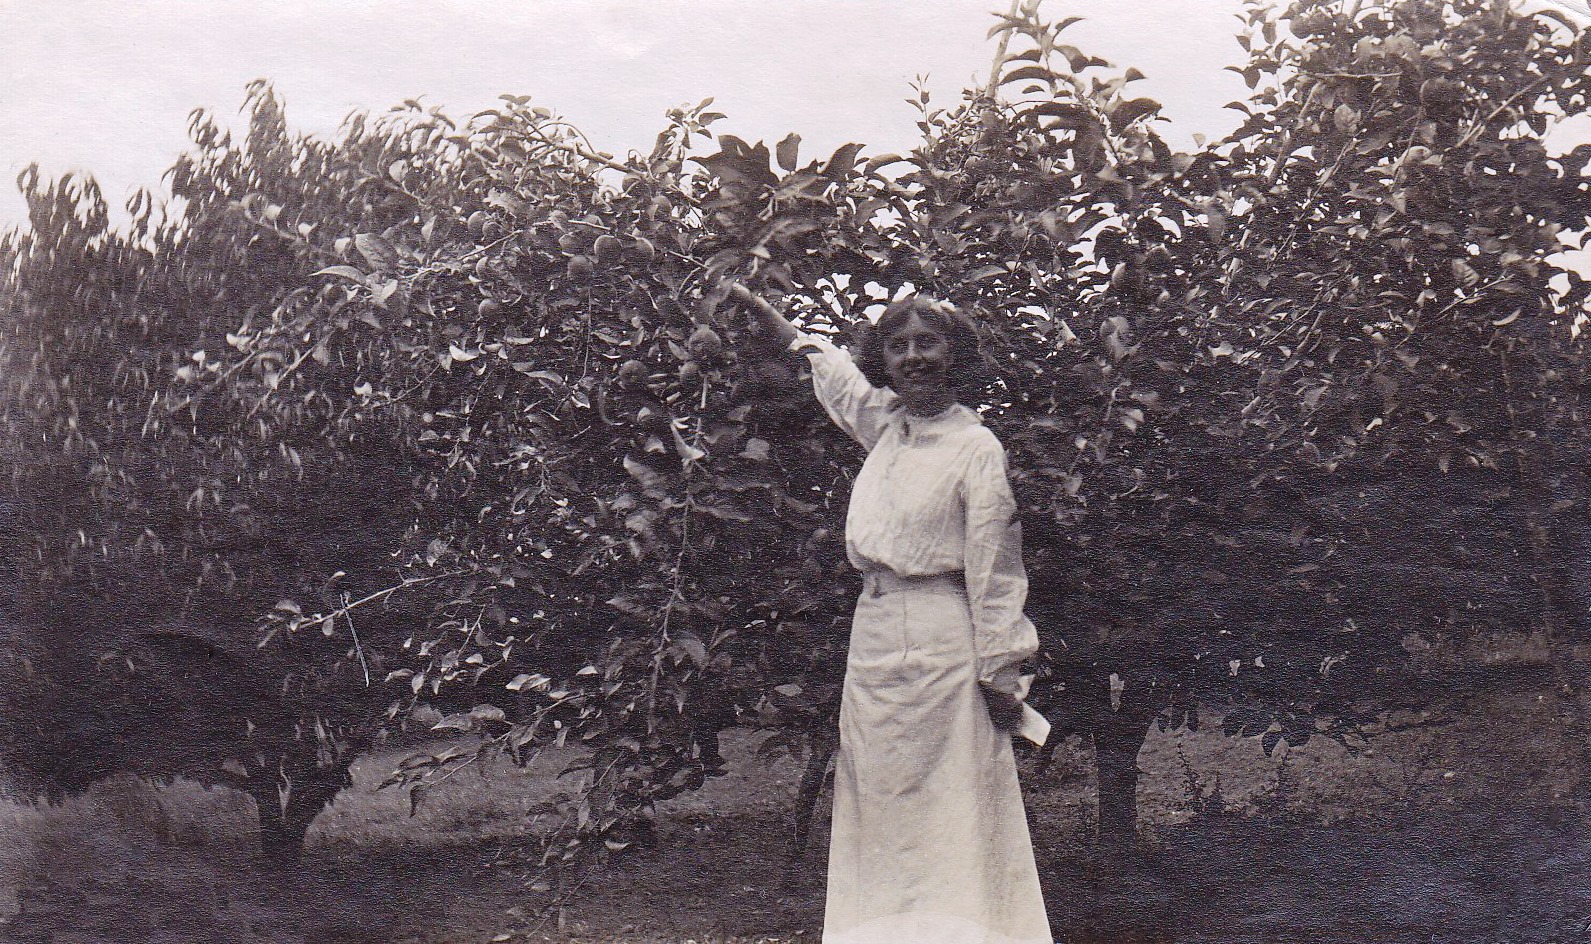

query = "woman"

[{"left": 729, "top": 284, "right": 1053, "bottom": 944}]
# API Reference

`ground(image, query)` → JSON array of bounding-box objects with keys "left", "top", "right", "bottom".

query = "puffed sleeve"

[
  {"left": 790, "top": 331, "right": 896, "bottom": 451},
  {"left": 963, "top": 434, "right": 1040, "bottom": 695}
]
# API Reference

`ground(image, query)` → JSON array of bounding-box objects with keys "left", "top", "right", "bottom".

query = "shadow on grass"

[
  {"left": 7, "top": 723, "right": 1591, "bottom": 943},
  {"left": 0, "top": 791, "right": 823, "bottom": 944},
  {"left": 3, "top": 834, "right": 496, "bottom": 944},
  {"left": 1046, "top": 803, "right": 1591, "bottom": 944}
]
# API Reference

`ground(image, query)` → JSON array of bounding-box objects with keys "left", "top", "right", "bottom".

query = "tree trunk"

[
  {"left": 1092, "top": 707, "right": 1152, "bottom": 850},
  {"left": 250, "top": 763, "right": 348, "bottom": 867},
  {"left": 252, "top": 780, "right": 306, "bottom": 867},
  {"left": 790, "top": 734, "right": 836, "bottom": 862},
  {"left": 1505, "top": 361, "right": 1585, "bottom": 650}
]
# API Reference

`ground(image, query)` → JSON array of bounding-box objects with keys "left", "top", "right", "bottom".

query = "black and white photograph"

[{"left": 2, "top": 1, "right": 1590, "bottom": 941}]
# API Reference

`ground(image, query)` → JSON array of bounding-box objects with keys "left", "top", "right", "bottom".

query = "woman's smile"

[
  {"left": 884, "top": 313, "right": 954, "bottom": 414},
  {"left": 895, "top": 361, "right": 944, "bottom": 387}
]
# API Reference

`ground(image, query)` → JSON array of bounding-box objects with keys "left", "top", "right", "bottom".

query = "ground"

[{"left": 3, "top": 687, "right": 1590, "bottom": 943}]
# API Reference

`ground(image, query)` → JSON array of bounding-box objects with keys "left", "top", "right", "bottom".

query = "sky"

[
  {"left": 0, "top": 0, "right": 1256, "bottom": 231},
  {"left": 2, "top": 1, "right": 1588, "bottom": 235}
]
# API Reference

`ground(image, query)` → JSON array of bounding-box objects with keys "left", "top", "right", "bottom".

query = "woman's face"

[{"left": 883, "top": 312, "right": 953, "bottom": 412}]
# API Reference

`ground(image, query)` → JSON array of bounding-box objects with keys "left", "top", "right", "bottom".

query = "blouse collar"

[{"left": 890, "top": 401, "right": 981, "bottom": 443}]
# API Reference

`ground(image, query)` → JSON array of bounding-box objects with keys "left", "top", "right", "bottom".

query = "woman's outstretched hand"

[{"left": 725, "top": 280, "right": 798, "bottom": 350}]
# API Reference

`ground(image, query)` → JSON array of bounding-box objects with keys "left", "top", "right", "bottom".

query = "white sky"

[
  {"left": 1, "top": 1, "right": 1587, "bottom": 235},
  {"left": 0, "top": 0, "right": 1254, "bottom": 230}
]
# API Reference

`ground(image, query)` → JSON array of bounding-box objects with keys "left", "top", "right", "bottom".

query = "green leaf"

[
  {"left": 1027, "top": 102, "right": 1093, "bottom": 129},
  {"left": 623, "top": 456, "right": 662, "bottom": 487},
  {"left": 671, "top": 423, "right": 707, "bottom": 466},
  {"left": 1001, "top": 65, "right": 1062, "bottom": 86},
  {"left": 986, "top": 13, "right": 1024, "bottom": 40},
  {"left": 1056, "top": 45, "right": 1108, "bottom": 72},
  {"left": 864, "top": 153, "right": 909, "bottom": 174},
  {"left": 372, "top": 279, "right": 399, "bottom": 308},
  {"left": 776, "top": 133, "right": 801, "bottom": 172},
  {"left": 470, "top": 704, "right": 507, "bottom": 723},
  {"left": 673, "top": 635, "right": 708, "bottom": 667},
  {"left": 432, "top": 712, "right": 474, "bottom": 732},
  {"left": 485, "top": 190, "right": 527, "bottom": 214},
  {"left": 822, "top": 143, "right": 866, "bottom": 181},
  {"left": 313, "top": 265, "right": 367, "bottom": 283},
  {"left": 1533, "top": 4, "right": 1580, "bottom": 31},
  {"left": 507, "top": 673, "right": 551, "bottom": 692},
  {"left": 1109, "top": 97, "right": 1162, "bottom": 129},
  {"left": 512, "top": 365, "right": 566, "bottom": 387},
  {"left": 354, "top": 233, "right": 400, "bottom": 271}
]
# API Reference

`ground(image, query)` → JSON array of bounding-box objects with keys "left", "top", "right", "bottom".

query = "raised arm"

[
  {"left": 724, "top": 281, "right": 896, "bottom": 450},
  {"left": 726, "top": 281, "right": 798, "bottom": 352}
]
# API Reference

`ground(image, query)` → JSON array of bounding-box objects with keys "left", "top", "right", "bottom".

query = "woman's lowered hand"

[{"left": 979, "top": 682, "right": 1023, "bottom": 732}]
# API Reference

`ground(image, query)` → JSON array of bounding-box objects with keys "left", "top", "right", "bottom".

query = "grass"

[{"left": 3, "top": 686, "right": 1590, "bottom": 943}]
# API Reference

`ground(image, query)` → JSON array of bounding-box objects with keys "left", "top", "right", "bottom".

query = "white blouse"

[{"left": 794, "top": 332, "right": 1040, "bottom": 693}]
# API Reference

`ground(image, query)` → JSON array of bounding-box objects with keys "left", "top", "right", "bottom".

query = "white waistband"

[{"left": 859, "top": 569, "right": 964, "bottom": 594}]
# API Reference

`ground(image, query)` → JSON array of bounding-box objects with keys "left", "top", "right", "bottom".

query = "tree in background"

[
  {"left": 0, "top": 86, "right": 428, "bottom": 861},
  {"left": 1, "top": 0, "right": 1585, "bottom": 884}
]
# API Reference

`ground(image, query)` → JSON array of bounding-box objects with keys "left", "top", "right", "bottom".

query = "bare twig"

[
  {"left": 517, "top": 127, "right": 635, "bottom": 176},
  {"left": 1454, "top": 73, "right": 1556, "bottom": 151},
  {"left": 343, "top": 590, "right": 371, "bottom": 686},
  {"left": 294, "top": 570, "right": 466, "bottom": 634},
  {"left": 244, "top": 343, "right": 319, "bottom": 420},
  {"left": 985, "top": 0, "right": 1026, "bottom": 96}
]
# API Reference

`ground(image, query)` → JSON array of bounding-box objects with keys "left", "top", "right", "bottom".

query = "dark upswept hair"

[{"left": 854, "top": 295, "right": 992, "bottom": 405}]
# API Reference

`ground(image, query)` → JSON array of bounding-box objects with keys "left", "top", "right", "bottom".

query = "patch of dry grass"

[{"left": 3, "top": 687, "right": 1590, "bottom": 943}]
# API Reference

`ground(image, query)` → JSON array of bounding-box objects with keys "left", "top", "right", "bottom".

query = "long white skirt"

[{"left": 822, "top": 571, "right": 1052, "bottom": 944}]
